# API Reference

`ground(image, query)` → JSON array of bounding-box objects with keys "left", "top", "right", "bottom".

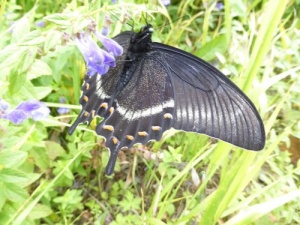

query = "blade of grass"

[
  {"left": 224, "top": 0, "right": 232, "bottom": 44},
  {"left": 174, "top": 143, "right": 232, "bottom": 224},
  {"left": 0, "top": 0, "right": 7, "bottom": 27},
  {"left": 148, "top": 144, "right": 213, "bottom": 217},
  {"left": 202, "top": 2, "right": 217, "bottom": 45},
  {"left": 224, "top": 189, "right": 300, "bottom": 225},
  {"left": 222, "top": 125, "right": 295, "bottom": 218},
  {"left": 199, "top": 150, "right": 257, "bottom": 225},
  {"left": 243, "top": 0, "right": 289, "bottom": 93}
]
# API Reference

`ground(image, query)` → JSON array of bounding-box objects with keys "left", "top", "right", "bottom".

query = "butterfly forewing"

[{"left": 152, "top": 43, "right": 265, "bottom": 150}]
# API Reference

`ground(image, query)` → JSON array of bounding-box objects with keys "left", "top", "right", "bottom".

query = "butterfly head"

[
  {"left": 129, "top": 24, "right": 153, "bottom": 52},
  {"left": 140, "top": 24, "right": 154, "bottom": 33}
]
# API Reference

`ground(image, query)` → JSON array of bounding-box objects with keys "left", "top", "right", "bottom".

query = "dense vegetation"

[{"left": 0, "top": 0, "right": 299, "bottom": 224}]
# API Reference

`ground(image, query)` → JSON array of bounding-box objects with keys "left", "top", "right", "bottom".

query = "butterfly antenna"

[
  {"left": 109, "top": 11, "right": 134, "bottom": 31},
  {"left": 142, "top": 11, "right": 154, "bottom": 26},
  {"left": 109, "top": 12, "right": 119, "bottom": 22},
  {"left": 130, "top": 18, "right": 134, "bottom": 31}
]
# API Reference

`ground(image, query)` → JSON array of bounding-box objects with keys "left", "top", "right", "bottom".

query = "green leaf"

[
  {"left": 229, "top": 0, "right": 247, "bottom": 18},
  {"left": 0, "top": 151, "right": 28, "bottom": 168},
  {"left": 28, "top": 204, "right": 53, "bottom": 220},
  {"left": 45, "top": 141, "right": 66, "bottom": 160},
  {"left": 0, "top": 46, "right": 20, "bottom": 68},
  {"left": 0, "top": 168, "right": 29, "bottom": 183},
  {"left": 8, "top": 71, "right": 27, "bottom": 95},
  {"left": 0, "top": 46, "right": 28, "bottom": 72},
  {"left": 51, "top": 46, "right": 74, "bottom": 83},
  {"left": 15, "top": 81, "right": 52, "bottom": 100},
  {"left": 44, "top": 13, "right": 73, "bottom": 26},
  {"left": 13, "top": 80, "right": 39, "bottom": 100},
  {"left": 32, "top": 87, "right": 53, "bottom": 100},
  {"left": 19, "top": 30, "right": 45, "bottom": 46},
  {"left": 0, "top": 182, "right": 7, "bottom": 211},
  {"left": 165, "top": 203, "right": 175, "bottom": 216},
  {"left": 27, "top": 60, "right": 52, "bottom": 80},
  {"left": 53, "top": 160, "right": 74, "bottom": 180},
  {"left": 19, "top": 47, "right": 37, "bottom": 73},
  {"left": 4, "top": 182, "right": 29, "bottom": 202},
  {"left": 53, "top": 189, "right": 83, "bottom": 210},
  {"left": 30, "top": 147, "right": 50, "bottom": 171},
  {"left": 0, "top": 168, "right": 40, "bottom": 187},
  {"left": 109, "top": 197, "right": 119, "bottom": 205},
  {"left": 73, "top": 19, "right": 93, "bottom": 33},
  {"left": 11, "top": 17, "right": 31, "bottom": 43},
  {"left": 44, "top": 30, "right": 62, "bottom": 53},
  {"left": 146, "top": 218, "right": 167, "bottom": 225},
  {"left": 195, "top": 35, "right": 228, "bottom": 61}
]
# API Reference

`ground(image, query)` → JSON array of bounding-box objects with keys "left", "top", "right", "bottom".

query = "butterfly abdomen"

[{"left": 118, "top": 53, "right": 139, "bottom": 90}]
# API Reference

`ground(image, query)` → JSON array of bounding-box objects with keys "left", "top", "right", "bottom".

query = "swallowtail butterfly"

[{"left": 69, "top": 25, "right": 265, "bottom": 175}]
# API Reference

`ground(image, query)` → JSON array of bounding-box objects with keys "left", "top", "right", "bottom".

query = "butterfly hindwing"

[
  {"left": 68, "top": 31, "right": 133, "bottom": 134},
  {"left": 96, "top": 53, "right": 175, "bottom": 175}
]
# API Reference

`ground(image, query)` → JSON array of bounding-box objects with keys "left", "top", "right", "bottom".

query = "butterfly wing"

[
  {"left": 151, "top": 42, "right": 265, "bottom": 150},
  {"left": 69, "top": 32, "right": 175, "bottom": 175},
  {"left": 68, "top": 31, "right": 133, "bottom": 135},
  {"left": 95, "top": 52, "right": 175, "bottom": 175}
]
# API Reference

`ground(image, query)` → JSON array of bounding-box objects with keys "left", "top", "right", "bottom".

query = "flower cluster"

[
  {"left": 0, "top": 99, "right": 50, "bottom": 125},
  {"left": 74, "top": 20, "right": 123, "bottom": 77}
]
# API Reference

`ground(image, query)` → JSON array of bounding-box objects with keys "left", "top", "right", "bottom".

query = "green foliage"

[{"left": 0, "top": 0, "right": 300, "bottom": 224}]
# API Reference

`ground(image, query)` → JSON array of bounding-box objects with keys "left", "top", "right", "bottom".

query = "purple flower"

[
  {"left": 101, "top": 27, "right": 110, "bottom": 36},
  {"left": 74, "top": 28, "right": 123, "bottom": 76},
  {"left": 74, "top": 32, "right": 109, "bottom": 75},
  {"left": 57, "top": 97, "right": 70, "bottom": 115},
  {"left": 2, "top": 110, "right": 28, "bottom": 125},
  {"left": 111, "top": 0, "right": 117, "bottom": 3},
  {"left": 161, "top": 0, "right": 170, "bottom": 6},
  {"left": 57, "top": 107, "right": 69, "bottom": 115},
  {"left": 95, "top": 32, "right": 123, "bottom": 57},
  {"left": 86, "top": 68, "right": 97, "bottom": 77},
  {"left": 1, "top": 100, "right": 50, "bottom": 125},
  {"left": 216, "top": 2, "right": 224, "bottom": 10},
  {"left": 0, "top": 99, "right": 10, "bottom": 112},
  {"left": 101, "top": 15, "right": 113, "bottom": 36},
  {"left": 100, "top": 48, "right": 117, "bottom": 67},
  {"left": 35, "top": 20, "right": 45, "bottom": 27}
]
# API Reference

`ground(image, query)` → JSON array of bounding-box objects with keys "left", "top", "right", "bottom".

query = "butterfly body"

[{"left": 69, "top": 25, "right": 265, "bottom": 175}]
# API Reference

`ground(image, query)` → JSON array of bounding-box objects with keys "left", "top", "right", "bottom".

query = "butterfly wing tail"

[
  {"left": 68, "top": 111, "right": 90, "bottom": 135},
  {"left": 105, "top": 141, "right": 121, "bottom": 176}
]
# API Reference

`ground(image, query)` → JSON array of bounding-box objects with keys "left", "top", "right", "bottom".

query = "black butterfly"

[{"left": 69, "top": 24, "right": 265, "bottom": 175}]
